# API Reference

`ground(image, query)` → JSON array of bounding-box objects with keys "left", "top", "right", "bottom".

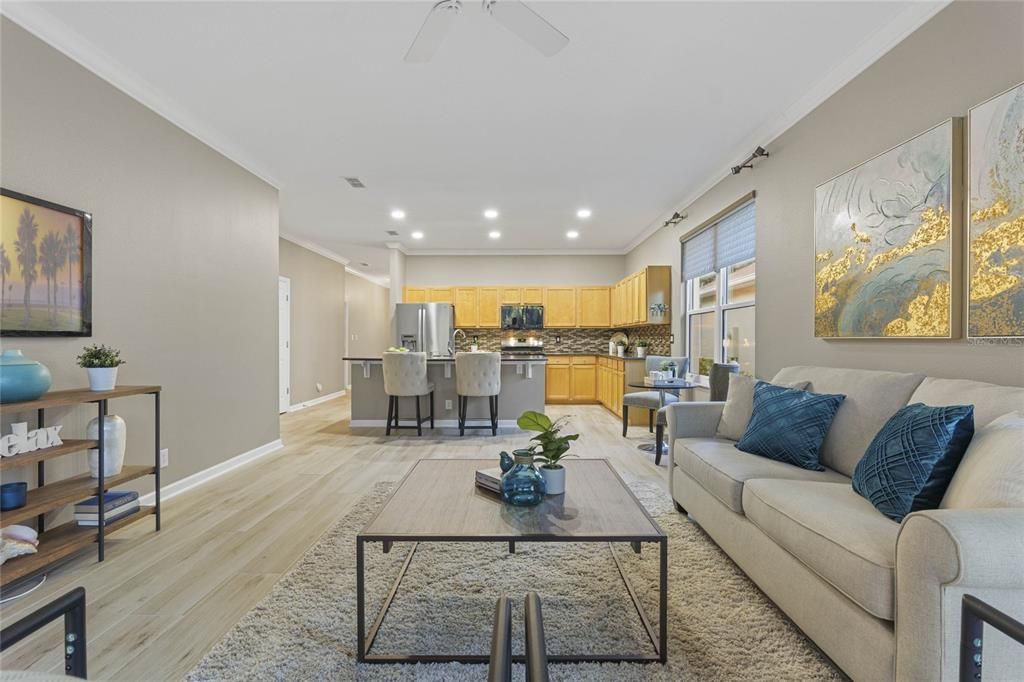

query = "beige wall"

[
  {"left": 278, "top": 238, "right": 346, "bottom": 404},
  {"left": 345, "top": 271, "right": 391, "bottom": 362},
  {"left": 0, "top": 18, "right": 280, "bottom": 498},
  {"left": 405, "top": 254, "right": 626, "bottom": 286},
  {"left": 627, "top": 1, "right": 1024, "bottom": 386}
]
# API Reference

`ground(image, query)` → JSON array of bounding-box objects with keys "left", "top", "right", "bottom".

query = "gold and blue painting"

[
  {"left": 968, "top": 81, "right": 1024, "bottom": 339},
  {"left": 814, "top": 119, "right": 961, "bottom": 338}
]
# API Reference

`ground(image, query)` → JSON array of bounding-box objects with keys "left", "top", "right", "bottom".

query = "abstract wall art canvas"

[
  {"left": 0, "top": 188, "right": 92, "bottom": 336},
  {"left": 814, "top": 119, "right": 961, "bottom": 339},
  {"left": 968, "top": 81, "right": 1024, "bottom": 339}
]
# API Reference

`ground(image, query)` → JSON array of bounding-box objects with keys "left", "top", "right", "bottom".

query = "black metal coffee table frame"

[{"left": 355, "top": 534, "right": 668, "bottom": 664}]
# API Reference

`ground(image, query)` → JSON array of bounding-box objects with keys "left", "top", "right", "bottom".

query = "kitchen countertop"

[
  {"left": 343, "top": 354, "right": 547, "bottom": 363},
  {"left": 543, "top": 352, "right": 648, "bottom": 360}
]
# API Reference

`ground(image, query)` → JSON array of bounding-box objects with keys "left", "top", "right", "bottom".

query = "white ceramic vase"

[
  {"left": 87, "top": 415, "right": 127, "bottom": 478},
  {"left": 87, "top": 367, "right": 118, "bottom": 391},
  {"left": 540, "top": 465, "right": 565, "bottom": 495}
]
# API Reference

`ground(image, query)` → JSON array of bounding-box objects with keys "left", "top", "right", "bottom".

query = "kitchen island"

[{"left": 344, "top": 355, "right": 547, "bottom": 428}]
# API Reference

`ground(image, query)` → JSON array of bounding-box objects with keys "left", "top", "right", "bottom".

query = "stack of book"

[
  {"left": 74, "top": 490, "right": 139, "bottom": 527},
  {"left": 475, "top": 467, "right": 503, "bottom": 494}
]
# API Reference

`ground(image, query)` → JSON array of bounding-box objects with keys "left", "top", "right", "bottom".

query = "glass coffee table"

[
  {"left": 356, "top": 458, "right": 668, "bottom": 664},
  {"left": 627, "top": 380, "right": 700, "bottom": 455}
]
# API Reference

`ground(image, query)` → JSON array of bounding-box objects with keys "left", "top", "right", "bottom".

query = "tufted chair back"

[
  {"left": 455, "top": 352, "right": 502, "bottom": 397},
  {"left": 644, "top": 355, "right": 689, "bottom": 376},
  {"left": 383, "top": 352, "right": 429, "bottom": 397}
]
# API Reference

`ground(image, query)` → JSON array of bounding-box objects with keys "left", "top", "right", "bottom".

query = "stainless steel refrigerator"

[{"left": 395, "top": 303, "right": 454, "bottom": 356}]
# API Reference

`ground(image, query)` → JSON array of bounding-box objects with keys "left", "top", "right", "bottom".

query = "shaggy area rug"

[{"left": 188, "top": 481, "right": 842, "bottom": 681}]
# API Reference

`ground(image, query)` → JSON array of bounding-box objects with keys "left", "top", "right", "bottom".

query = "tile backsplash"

[{"left": 455, "top": 325, "right": 672, "bottom": 355}]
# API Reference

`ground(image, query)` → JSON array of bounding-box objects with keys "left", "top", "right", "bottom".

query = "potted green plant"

[
  {"left": 616, "top": 340, "right": 626, "bottom": 358},
  {"left": 635, "top": 340, "right": 648, "bottom": 358},
  {"left": 517, "top": 410, "right": 579, "bottom": 495},
  {"left": 77, "top": 344, "right": 126, "bottom": 391}
]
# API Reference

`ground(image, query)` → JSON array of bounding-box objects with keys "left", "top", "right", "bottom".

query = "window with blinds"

[{"left": 680, "top": 197, "right": 756, "bottom": 379}]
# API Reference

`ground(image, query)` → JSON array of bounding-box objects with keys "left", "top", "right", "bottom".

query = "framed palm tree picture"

[{"left": 0, "top": 188, "right": 92, "bottom": 336}]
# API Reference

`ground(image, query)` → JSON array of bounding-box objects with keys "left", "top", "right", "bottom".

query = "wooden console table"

[{"left": 0, "top": 385, "right": 161, "bottom": 587}]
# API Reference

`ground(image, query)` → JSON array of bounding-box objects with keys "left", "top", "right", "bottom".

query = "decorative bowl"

[
  {"left": 0, "top": 482, "right": 28, "bottom": 511},
  {"left": 0, "top": 350, "right": 52, "bottom": 404}
]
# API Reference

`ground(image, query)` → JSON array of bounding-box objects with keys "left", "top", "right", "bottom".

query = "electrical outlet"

[
  {"left": 159, "top": 448, "right": 169, "bottom": 468},
  {"left": 445, "top": 400, "right": 453, "bottom": 410}
]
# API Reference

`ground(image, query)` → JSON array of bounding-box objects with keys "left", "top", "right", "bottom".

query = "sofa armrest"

[
  {"left": 665, "top": 402, "right": 725, "bottom": 484},
  {"left": 895, "top": 508, "right": 1024, "bottom": 681}
]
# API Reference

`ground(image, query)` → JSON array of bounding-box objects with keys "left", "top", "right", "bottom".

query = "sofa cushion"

[
  {"left": 942, "top": 411, "right": 1024, "bottom": 509},
  {"left": 744, "top": 479, "right": 900, "bottom": 620},
  {"left": 715, "top": 374, "right": 811, "bottom": 441},
  {"left": 772, "top": 366, "right": 926, "bottom": 477},
  {"left": 909, "top": 377, "right": 1024, "bottom": 428},
  {"left": 853, "top": 403, "right": 975, "bottom": 521},
  {"left": 674, "top": 437, "right": 849, "bottom": 514},
  {"left": 735, "top": 382, "right": 846, "bottom": 471}
]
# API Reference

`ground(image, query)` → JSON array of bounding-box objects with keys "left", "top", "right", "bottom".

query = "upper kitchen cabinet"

[
  {"left": 477, "top": 287, "right": 501, "bottom": 327},
  {"left": 403, "top": 287, "right": 427, "bottom": 303},
  {"left": 499, "top": 287, "right": 523, "bottom": 304},
  {"left": 454, "top": 287, "right": 479, "bottom": 327},
  {"left": 577, "top": 287, "right": 611, "bottom": 327},
  {"left": 428, "top": 287, "right": 454, "bottom": 303},
  {"left": 543, "top": 287, "right": 577, "bottom": 327},
  {"left": 522, "top": 287, "right": 544, "bottom": 305},
  {"left": 610, "top": 266, "right": 671, "bottom": 327}
]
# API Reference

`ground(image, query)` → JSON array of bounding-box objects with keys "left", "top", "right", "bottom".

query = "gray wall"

[
  {"left": 345, "top": 272, "right": 391, "bottom": 361},
  {"left": 626, "top": 1, "right": 1024, "bottom": 386},
  {"left": 279, "top": 238, "right": 346, "bottom": 404},
  {"left": 0, "top": 18, "right": 280, "bottom": 497},
  {"left": 406, "top": 254, "right": 626, "bottom": 285}
]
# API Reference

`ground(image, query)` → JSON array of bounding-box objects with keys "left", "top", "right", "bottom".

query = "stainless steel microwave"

[{"left": 500, "top": 304, "right": 543, "bottom": 330}]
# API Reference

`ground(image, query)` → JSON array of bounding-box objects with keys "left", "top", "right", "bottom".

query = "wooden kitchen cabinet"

[
  {"left": 428, "top": 287, "right": 454, "bottom": 303},
  {"left": 577, "top": 287, "right": 611, "bottom": 327},
  {"left": 570, "top": 357, "right": 597, "bottom": 402},
  {"left": 545, "top": 357, "right": 572, "bottom": 403},
  {"left": 545, "top": 356, "right": 598, "bottom": 404},
  {"left": 454, "top": 287, "right": 478, "bottom": 327},
  {"left": 403, "top": 287, "right": 427, "bottom": 303},
  {"left": 543, "top": 287, "right": 577, "bottom": 327},
  {"left": 477, "top": 287, "right": 500, "bottom": 327},
  {"left": 522, "top": 287, "right": 544, "bottom": 305},
  {"left": 500, "top": 287, "right": 522, "bottom": 305},
  {"left": 608, "top": 265, "right": 672, "bottom": 328}
]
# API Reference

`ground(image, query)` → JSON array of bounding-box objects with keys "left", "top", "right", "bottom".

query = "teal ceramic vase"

[
  {"left": 0, "top": 350, "right": 53, "bottom": 403},
  {"left": 498, "top": 449, "right": 546, "bottom": 506}
]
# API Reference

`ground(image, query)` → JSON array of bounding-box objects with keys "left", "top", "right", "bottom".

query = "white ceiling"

[{"left": 4, "top": 1, "right": 946, "bottom": 283}]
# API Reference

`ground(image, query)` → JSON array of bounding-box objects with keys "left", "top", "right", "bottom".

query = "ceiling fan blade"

[
  {"left": 404, "top": 0, "right": 462, "bottom": 63},
  {"left": 485, "top": 0, "right": 568, "bottom": 57}
]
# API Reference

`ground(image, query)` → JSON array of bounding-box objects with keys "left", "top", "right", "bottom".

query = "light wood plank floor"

[{"left": 0, "top": 396, "right": 670, "bottom": 680}]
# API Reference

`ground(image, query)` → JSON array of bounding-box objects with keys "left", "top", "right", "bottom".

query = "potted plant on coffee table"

[
  {"left": 517, "top": 410, "right": 579, "bottom": 495},
  {"left": 77, "top": 344, "right": 126, "bottom": 391}
]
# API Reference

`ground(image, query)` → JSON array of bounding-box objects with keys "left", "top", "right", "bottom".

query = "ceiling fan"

[{"left": 405, "top": 0, "right": 569, "bottom": 63}]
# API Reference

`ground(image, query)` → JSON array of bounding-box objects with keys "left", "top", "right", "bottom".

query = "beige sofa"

[{"left": 665, "top": 366, "right": 1024, "bottom": 681}]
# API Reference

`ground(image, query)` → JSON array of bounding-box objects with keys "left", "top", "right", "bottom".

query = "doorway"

[{"left": 279, "top": 276, "right": 291, "bottom": 413}]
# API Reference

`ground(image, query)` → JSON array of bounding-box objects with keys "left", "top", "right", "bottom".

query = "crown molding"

[
  {"left": 1, "top": 2, "right": 280, "bottom": 189},
  {"left": 345, "top": 266, "right": 390, "bottom": 288},
  {"left": 622, "top": 0, "right": 950, "bottom": 254},
  {"left": 402, "top": 248, "right": 626, "bottom": 257},
  {"left": 280, "top": 232, "right": 350, "bottom": 266},
  {"left": 384, "top": 242, "right": 409, "bottom": 254}
]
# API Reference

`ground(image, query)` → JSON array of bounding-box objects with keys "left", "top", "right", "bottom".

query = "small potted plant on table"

[
  {"left": 635, "top": 340, "right": 648, "bottom": 358},
  {"left": 616, "top": 340, "right": 626, "bottom": 357},
  {"left": 77, "top": 344, "right": 126, "bottom": 391},
  {"left": 517, "top": 410, "right": 579, "bottom": 495}
]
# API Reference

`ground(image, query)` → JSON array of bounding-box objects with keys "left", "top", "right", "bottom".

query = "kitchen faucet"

[{"left": 450, "top": 328, "right": 466, "bottom": 355}]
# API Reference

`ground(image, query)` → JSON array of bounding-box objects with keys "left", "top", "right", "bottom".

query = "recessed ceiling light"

[
  {"left": 576, "top": 208, "right": 592, "bottom": 219},
  {"left": 411, "top": 231, "right": 424, "bottom": 240},
  {"left": 390, "top": 209, "right": 406, "bottom": 220},
  {"left": 488, "top": 230, "right": 501, "bottom": 239},
  {"left": 483, "top": 208, "right": 499, "bottom": 220},
  {"left": 566, "top": 230, "right": 580, "bottom": 239}
]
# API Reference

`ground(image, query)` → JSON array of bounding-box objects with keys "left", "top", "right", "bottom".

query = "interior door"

[{"left": 279, "top": 276, "right": 291, "bottom": 413}]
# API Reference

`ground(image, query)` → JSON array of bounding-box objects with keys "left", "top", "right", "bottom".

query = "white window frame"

[{"left": 684, "top": 260, "right": 755, "bottom": 384}]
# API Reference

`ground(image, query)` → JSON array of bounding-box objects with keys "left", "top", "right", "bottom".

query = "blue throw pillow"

[
  {"left": 852, "top": 403, "right": 974, "bottom": 522},
  {"left": 735, "top": 381, "right": 846, "bottom": 471}
]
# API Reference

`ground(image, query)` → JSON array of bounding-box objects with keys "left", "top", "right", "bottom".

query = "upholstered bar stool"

[
  {"left": 622, "top": 355, "right": 690, "bottom": 437},
  {"left": 455, "top": 352, "right": 502, "bottom": 436},
  {"left": 382, "top": 351, "right": 435, "bottom": 436}
]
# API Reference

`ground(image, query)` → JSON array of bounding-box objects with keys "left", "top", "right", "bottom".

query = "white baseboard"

[
  {"left": 287, "top": 390, "right": 346, "bottom": 413},
  {"left": 350, "top": 419, "right": 520, "bottom": 429},
  {"left": 139, "top": 438, "right": 284, "bottom": 505}
]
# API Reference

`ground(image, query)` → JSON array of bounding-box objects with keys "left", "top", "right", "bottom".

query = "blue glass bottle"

[{"left": 499, "top": 449, "right": 546, "bottom": 506}]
